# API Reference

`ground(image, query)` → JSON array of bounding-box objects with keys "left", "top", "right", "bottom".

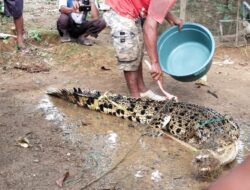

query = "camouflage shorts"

[{"left": 103, "top": 10, "right": 144, "bottom": 71}]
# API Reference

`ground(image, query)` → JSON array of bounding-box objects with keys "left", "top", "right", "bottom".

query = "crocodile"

[{"left": 47, "top": 87, "right": 240, "bottom": 177}]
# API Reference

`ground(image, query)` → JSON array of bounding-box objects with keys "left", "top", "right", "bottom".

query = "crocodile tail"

[
  {"left": 47, "top": 88, "right": 79, "bottom": 104},
  {"left": 47, "top": 87, "right": 103, "bottom": 110}
]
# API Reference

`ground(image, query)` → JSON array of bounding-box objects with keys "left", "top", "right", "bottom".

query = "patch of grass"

[
  {"left": 28, "top": 29, "right": 42, "bottom": 42},
  {"left": 0, "top": 15, "right": 11, "bottom": 24},
  {"left": 0, "top": 1, "right": 4, "bottom": 15}
]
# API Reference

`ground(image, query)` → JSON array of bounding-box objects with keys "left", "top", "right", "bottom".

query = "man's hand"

[
  {"left": 72, "top": 0, "right": 81, "bottom": 12},
  {"left": 59, "top": 0, "right": 81, "bottom": 14},
  {"left": 150, "top": 62, "right": 163, "bottom": 81},
  {"left": 166, "top": 12, "right": 183, "bottom": 31},
  {"left": 172, "top": 17, "right": 183, "bottom": 31}
]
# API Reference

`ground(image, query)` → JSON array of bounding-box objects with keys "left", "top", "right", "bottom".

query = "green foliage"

[
  {"left": 0, "top": 15, "right": 11, "bottom": 24},
  {"left": 216, "top": 4, "right": 235, "bottom": 13},
  {"left": 0, "top": 1, "right": 4, "bottom": 14},
  {"left": 28, "top": 29, "right": 42, "bottom": 42},
  {"left": 0, "top": 0, "right": 11, "bottom": 24}
]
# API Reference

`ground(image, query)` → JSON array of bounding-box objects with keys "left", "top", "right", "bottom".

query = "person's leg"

[
  {"left": 57, "top": 14, "right": 70, "bottom": 35},
  {"left": 124, "top": 61, "right": 148, "bottom": 98},
  {"left": 137, "top": 59, "right": 147, "bottom": 93},
  {"left": 75, "top": 21, "right": 91, "bottom": 42},
  {"left": 103, "top": 10, "right": 166, "bottom": 100},
  {"left": 72, "top": 18, "right": 106, "bottom": 46},
  {"left": 83, "top": 18, "right": 106, "bottom": 38},
  {"left": 124, "top": 70, "right": 141, "bottom": 98},
  {"left": 57, "top": 13, "right": 71, "bottom": 42},
  {"left": 67, "top": 18, "right": 92, "bottom": 45},
  {"left": 14, "top": 15, "right": 24, "bottom": 48},
  {"left": 68, "top": 19, "right": 90, "bottom": 38},
  {"left": 121, "top": 20, "right": 147, "bottom": 98},
  {"left": 124, "top": 63, "right": 167, "bottom": 101},
  {"left": 4, "top": 0, "right": 25, "bottom": 48}
]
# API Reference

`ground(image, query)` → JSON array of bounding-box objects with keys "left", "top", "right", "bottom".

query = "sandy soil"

[{"left": 0, "top": 0, "right": 250, "bottom": 190}]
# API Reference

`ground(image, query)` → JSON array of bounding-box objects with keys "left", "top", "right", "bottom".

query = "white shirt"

[
  {"left": 58, "top": 0, "right": 85, "bottom": 24},
  {"left": 58, "top": 0, "right": 108, "bottom": 10}
]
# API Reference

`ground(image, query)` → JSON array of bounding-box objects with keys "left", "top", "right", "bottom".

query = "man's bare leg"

[
  {"left": 124, "top": 64, "right": 168, "bottom": 100},
  {"left": 124, "top": 70, "right": 141, "bottom": 98},
  {"left": 14, "top": 15, "right": 25, "bottom": 48},
  {"left": 137, "top": 63, "right": 147, "bottom": 93}
]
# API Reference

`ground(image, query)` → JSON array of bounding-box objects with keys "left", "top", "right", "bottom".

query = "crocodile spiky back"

[{"left": 47, "top": 88, "right": 240, "bottom": 151}]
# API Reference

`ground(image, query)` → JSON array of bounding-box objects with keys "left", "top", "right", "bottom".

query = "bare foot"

[{"left": 17, "top": 38, "right": 25, "bottom": 48}]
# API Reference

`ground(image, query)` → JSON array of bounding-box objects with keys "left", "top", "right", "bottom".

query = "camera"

[{"left": 79, "top": 0, "right": 91, "bottom": 12}]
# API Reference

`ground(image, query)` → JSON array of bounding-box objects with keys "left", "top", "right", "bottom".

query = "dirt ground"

[{"left": 0, "top": 1, "right": 250, "bottom": 190}]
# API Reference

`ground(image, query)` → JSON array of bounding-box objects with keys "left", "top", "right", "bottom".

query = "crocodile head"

[{"left": 192, "top": 149, "right": 221, "bottom": 180}]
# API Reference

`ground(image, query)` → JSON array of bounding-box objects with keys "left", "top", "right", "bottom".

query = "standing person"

[
  {"left": 103, "top": 0, "right": 183, "bottom": 101},
  {"left": 4, "top": 0, "right": 25, "bottom": 49},
  {"left": 57, "top": 0, "right": 106, "bottom": 45}
]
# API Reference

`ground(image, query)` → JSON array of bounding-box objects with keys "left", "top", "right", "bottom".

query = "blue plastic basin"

[{"left": 157, "top": 23, "right": 215, "bottom": 82}]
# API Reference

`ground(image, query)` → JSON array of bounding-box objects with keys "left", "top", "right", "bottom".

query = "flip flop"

[
  {"left": 77, "top": 36, "right": 93, "bottom": 46},
  {"left": 144, "top": 60, "right": 178, "bottom": 101},
  {"left": 17, "top": 46, "right": 31, "bottom": 54},
  {"left": 140, "top": 90, "right": 167, "bottom": 101}
]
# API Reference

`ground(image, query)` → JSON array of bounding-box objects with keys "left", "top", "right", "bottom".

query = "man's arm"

[
  {"left": 59, "top": 0, "right": 78, "bottom": 14},
  {"left": 59, "top": 6, "right": 74, "bottom": 14},
  {"left": 143, "top": 16, "right": 162, "bottom": 81},
  {"left": 144, "top": 0, "right": 180, "bottom": 81},
  {"left": 89, "top": 0, "right": 99, "bottom": 20},
  {"left": 165, "top": 12, "right": 183, "bottom": 30}
]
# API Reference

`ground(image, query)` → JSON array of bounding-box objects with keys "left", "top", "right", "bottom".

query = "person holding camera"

[
  {"left": 103, "top": 0, "right": 183, "bottom": 100},
  {"left": 57, "top": 0, "right": 106, "bottom": 46}
]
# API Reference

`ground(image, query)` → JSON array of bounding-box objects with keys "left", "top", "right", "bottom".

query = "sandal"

[
  {"left": 17, "top": 45, "right": 31, "bottom": 54},
  {"left": 60, "top": 33, "right": 74, "bottom": 43},
  {"left": 77, "top": 36, "right": 93, "bottom": 46},
  {"left": 140, "top": 90, "right": 167, "bottom": 101}
]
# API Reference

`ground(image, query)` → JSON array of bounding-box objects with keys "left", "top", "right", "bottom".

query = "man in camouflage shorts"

[
  {"left": 104, "top": 10, "right": 144, "bottom": 71},
  {"left": 103, "top": 0, "right": 183, "bottom": 101}
]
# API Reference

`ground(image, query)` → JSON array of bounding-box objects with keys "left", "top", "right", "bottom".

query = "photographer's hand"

[
  {"left": 73, "top": 0, "right": 81, "bottom": 12},
  {"left": 59, "top": 0, "right": 80, "bottom": 14}
]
